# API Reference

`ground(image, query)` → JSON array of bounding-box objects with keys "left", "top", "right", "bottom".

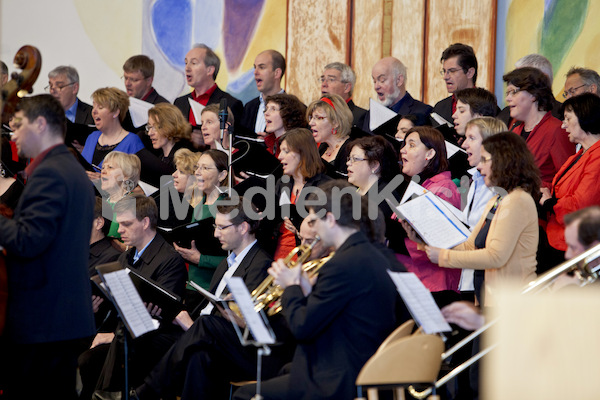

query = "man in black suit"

[
  {"left": 320, "top": 61, "right": 367, "bottom": 127},
  {"left": 432, "top": 43, "right": 478, "bottom": 123},
  {"left": 234, "top": 180, "right": 399, "bottom": 400},
  {"left": 78, "top": 194, "right": 187, "bottom": 399},
  {"left": 239, "top": 50, "right": 286, "bottom": 137},
  {"left": 363, "top": 56, "right": 433, "bottom": 132},
  {"left": 133, "top": 197, "right": 295, "bottom": 399},
  {"left": 174, "top": 44, "right": 243, "bottom": 126},
  {"left": 122, "top": 55, "right": 169, "bottom": 104},
  {"left": 47, "top": 65, "right": 94, "bottom": 125},
  {"left": 0, "top": 94, "right": 96, "bottom": 399}
]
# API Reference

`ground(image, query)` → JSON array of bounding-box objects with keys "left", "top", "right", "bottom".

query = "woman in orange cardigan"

[{"left": 422, "top": 133, "right": 540, "bottom": 306}]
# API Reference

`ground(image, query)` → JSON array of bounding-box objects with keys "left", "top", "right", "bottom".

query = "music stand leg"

[
  {"left": 251, "top": 345, "right": 271, "bottom": 400},
  {"left": 123, "top": 329, "right": 130, "bottom": 400}
]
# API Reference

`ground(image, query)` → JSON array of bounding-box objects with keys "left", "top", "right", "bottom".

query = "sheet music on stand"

[
  {"left": 387, "top": 271, "right": 452, "bottom": 334},
  {"left": 97, "top": 268, "right": 158, "bottom": 338},
  {"left": 226, "top": 276, "right": 276, "bottom": 346}
]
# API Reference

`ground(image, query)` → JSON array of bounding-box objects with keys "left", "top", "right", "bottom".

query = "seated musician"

[
  {"left": 78, "top": 194, "right": 187, "bottom": 399},
  {"left": 133, "top": 197, "right": 294, "bottom": 399},
  {"left": 234, "top": 180, "right": 400, "bottom": 400}
]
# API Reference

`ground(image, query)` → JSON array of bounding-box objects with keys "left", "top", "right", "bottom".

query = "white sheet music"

[
  {"left": 396, "top": 191, "right": 470, "bottom": 248},
  {"left": 226, "top": 277, "right": 275, "bottom": 344},
  {"left": 102, "top": 269, "right": 157, "bottom": 338},
  {"left": 369, "top": 98, "right": 398, "bottom": 131},
  {"left": 138, "top": 181, "right": 159, "bottom": 196},
  {"left": 188, "top": 98, "right": 205, "bottom": 123},
  {"left": 400, "top": 180, "right": 428, "bottom": 204},
  {"left": 430, "top": 112, "right": 454, "bottom": 127},
  {"left": 129, "top": 97, "right": 154, "bottom": 128},
  {"left": 387, "top": 271, "right": 452, "bottom": 334},
  {"left": 445, "top": 140, "right": 467, "bottom": 159}
]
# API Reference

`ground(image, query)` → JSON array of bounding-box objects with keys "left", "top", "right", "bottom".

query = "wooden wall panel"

[
  {"left": 286, "top": 0, "right": 350, "bottom": 105},
  {"left": 423, "top": 0, "right": 497, "bottom": 106},
  {"left": 391, "top": 0, "right": 426, "bottom": 101},
  {"left": 352, "top": 0, "right": 384, "bottom": 109}
]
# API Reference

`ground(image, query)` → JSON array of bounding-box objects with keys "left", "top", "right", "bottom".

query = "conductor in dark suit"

[
  {"left": 174, "top": 44, "right": 243, "bottom": 126},
  {"left": 234, "top": 180, "right": 399, "bottom": 400},
  {"left": 362, "top": 57, "right": 433, "bottom": 132},
  {"left": 0, "top": 94, "right": 96, "bottom": 399},
  {"left": 133, "top": 197, "right": 295, "bottom": 399}
]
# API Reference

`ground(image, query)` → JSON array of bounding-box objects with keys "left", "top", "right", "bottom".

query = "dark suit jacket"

[
  {"left": 174, "top": 86, "right": 244, "bottom": 126},
  {"left": 190, "top": 241, "right": 272, "bottom": 319},
  {"left": 432, "top": 95, "right": 454, "bottom": 123},
  {"left": 362, "top": 91, "right": 433, "bottom": 132},
  {"left": 239, "top": 96, "right": 261, "bottom": 136},
  {"left": 1, "top": 144, "right": 96, "bottom": 343},
  {"left": 89, "top": 237, "right": 121, "bottom": 275},
  {"left": 119, "top": 233, "right": 187, "bottom": 298},
  {"left": 145, "top": 87, "right": 169, "bottom": 105},
  {"left": 75, "top": 98, "right": 95, "bottom": 125},
  {"left": 348, "top": 99, "right": 367, "bottom": 128},
  {"left": 280, "top": 231, "right": 398, "bottom": 400}
]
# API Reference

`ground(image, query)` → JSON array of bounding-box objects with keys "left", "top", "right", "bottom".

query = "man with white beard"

[{"left": 362, "top": 56, "right": 432, "bottom": 132}]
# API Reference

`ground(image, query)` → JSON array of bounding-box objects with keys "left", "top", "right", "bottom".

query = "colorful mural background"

[{"left": 504, "top": 0, "right": 600, "bottom": 99}]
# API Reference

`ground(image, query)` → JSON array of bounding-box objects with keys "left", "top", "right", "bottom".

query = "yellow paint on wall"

[
  {"left": 552, "top": 0, "right": 600, "bottom": 95},
  {"left": 73, "top": 0, "right": 143, "bottom": 76},
  {"left": 241, "top": 0, "right": 287, "bottom": 76},
  {"left": 504, "top": 0, "right": 544, "bottom": 73}
]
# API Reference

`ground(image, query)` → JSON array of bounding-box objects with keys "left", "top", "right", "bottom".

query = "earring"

[
  {"left": 0, "top": 164, "right": 5, "bottom": 178},
  {"left": 332, "top": 128, "right": 337, "bottom": 135}
]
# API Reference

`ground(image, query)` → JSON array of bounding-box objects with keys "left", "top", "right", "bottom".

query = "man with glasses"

[
  {"left": 122, "top": 55, "right": 169, "bottom": 104},
  {"left": 132, "top": 197, "right": 296, "bottom": 400},
  {"left": 240, "top": 50, "right": 286, "bottom": 137},
  {"left": 362, "top": 56, "right": 433, "bottom": 133},
  {"left": 320, "top": 62, "right": 366, "bottom": 127},
  {"left": 47, "top": 65, "right": 94, "bottom": 125},
  {"left": 563, "top": 67, "right": 600, "bottom": 100},
  {"left": 433, "top": 43, "right": 478, "bottom": 124},
  {"left": 234, "top": 180, "right": 400, "bottom": 400}
]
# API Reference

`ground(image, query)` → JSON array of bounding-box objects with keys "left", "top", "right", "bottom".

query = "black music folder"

[
  {"left": 157, "top": 217, "right": 227, "bottom": 256},
  {"left": 232, "top": 137, "right": 282, "bottom": 179}
]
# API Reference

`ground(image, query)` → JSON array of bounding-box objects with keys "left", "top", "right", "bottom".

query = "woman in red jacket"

[{"left": 540, "top": 93, "right": 600, "bottom": 257}]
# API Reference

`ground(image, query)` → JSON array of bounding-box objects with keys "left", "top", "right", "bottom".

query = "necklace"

[{"left": 325, "top": 140, "right": 343, "bottom": 157}]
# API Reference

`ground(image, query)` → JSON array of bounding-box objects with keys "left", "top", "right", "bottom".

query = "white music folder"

[{"left": 395, "top": 191, "right": 470, "bottom": 249}]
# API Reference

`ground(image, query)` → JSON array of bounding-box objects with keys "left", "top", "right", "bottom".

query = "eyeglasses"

[
  {"left": 347, "top": 155, "right": 368, "bottom": 164},
  {"left": 505, "top": 88, "right": 521, "bottom": 98},
  {"left": 213, "top": 223, "right": 235, "bottom": 231},
  {"left": 309, "top": 115, "right": 327, "bottom": 122},
  {"left": 196, "top": 165, "right": 218, "bottom": 173},
  {"left": 145, "top": 124, "right": 159, "bottom": 133},
  {"left": 563, "top": 84, "right": 588, "bottom": 99},
  {"left": 44, "top": 82, "right": 74, "bottom": 92},
  {"left": 479, "top": 156, "right": 492, "bottom": 164},
  {"left": 439, "top": 68, "right": 464, "bottom": 77},
  {"left": 121, "top": 75, "right": 146, "bottom": 84},
  {"left": 319, "top": 76, "right": 340, "bottom": 84}
]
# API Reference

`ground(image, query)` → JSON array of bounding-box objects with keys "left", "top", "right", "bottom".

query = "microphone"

[{"left": 219, "top": 98, "right": 228, "bottom": 141}]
